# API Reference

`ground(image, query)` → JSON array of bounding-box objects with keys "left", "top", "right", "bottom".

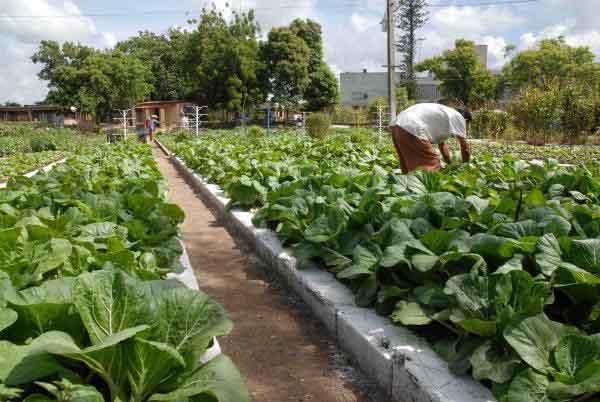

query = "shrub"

[
  {"left": 508, "top": 81, "right": 562, "bottom": 144},
  {"left": 306, "top": 113, "right": 331, "bottom": 139},
  {"left": 247, "top": 125, "right": 266, "bottom": 139},
  {"left": 30, "top": 136, "right": 57, "bottom": 152},
  {"left": 471, "top": 108, "right": 509, "bottom": 140},
  {"left": 560, "top": 81, "right": 595, "bottom": 143},
  {"left": 175, "top": 130, "right": 192, "bottom": 143},
  {"left": 348, "top": 128, "right": 375, "bottom": 144}
]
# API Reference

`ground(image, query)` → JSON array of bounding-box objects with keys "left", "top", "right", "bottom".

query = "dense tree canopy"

[
  {"left": 261, "top": 27, "right": 311, "bottom": 107},
  {"left": 30, "top": 11, "right": 340, "bottom": 119},
  {"left": 116, "top": 29, "right": 191, "bottom": 101},
  {"left": 32, "top": 41, "right": 152, "bottom": 119},
  {"left": 184, "top": 10, "right": 264, "bottom": 111},
  {"left": 416, "top": 39, "right": 497, "bottom": 107},
  {"left": 262, "top": 19, "right": 338, "bottom": 110},
  {"left": 503, "top": 37, "right": 600, "bottom": 91},
  {"left": 289, "top": 19, "right": 339, "bottom": 110}
]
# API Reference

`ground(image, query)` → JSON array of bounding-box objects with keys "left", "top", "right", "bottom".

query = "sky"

[{"left": 1, "top": 0, "right": 599, "bottom": 104}]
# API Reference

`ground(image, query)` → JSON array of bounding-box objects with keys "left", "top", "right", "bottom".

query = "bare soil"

[{"left": 153, "top": 147, "right": 390, "bottom": 402}]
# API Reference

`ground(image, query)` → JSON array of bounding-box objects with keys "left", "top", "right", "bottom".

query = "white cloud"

[
  {"left": 430, "top": 6, "right": 525, "bottom": 37},
  {"left": 517, "top": 18, "right": 600, "bottom": 58},
  {"left": 350, "top": 13, "right": 380, "bottom": 33},
  {"left": 0, "top": 0, "right": 117, "bottom": 104}
]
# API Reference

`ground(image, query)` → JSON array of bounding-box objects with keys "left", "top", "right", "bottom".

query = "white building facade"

[{"left": 340, "top": 45, "right": 489, "bottom": 108}]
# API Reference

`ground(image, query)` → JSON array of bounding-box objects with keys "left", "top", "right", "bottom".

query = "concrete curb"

[
  {"left": 0, "top": 157, "right": 68, "bottom": 189},
  {"left": 154, "top": 138, "right": 171, "bottom": 156},
  {"left": 168, "top": 153, "right": 496, "bottom": 402}
]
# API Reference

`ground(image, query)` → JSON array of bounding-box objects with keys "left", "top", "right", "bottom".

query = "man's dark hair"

[{"left": 455, "top": 107, "right": 472, "bottom": 122}]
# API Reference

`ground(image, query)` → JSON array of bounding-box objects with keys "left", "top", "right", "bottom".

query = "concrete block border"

[
  {"left": 0, "top": 157, "right": 68, "bottom": 189},
  {"left": 159, "top": 140, "right": 495, "bottom": 402}
]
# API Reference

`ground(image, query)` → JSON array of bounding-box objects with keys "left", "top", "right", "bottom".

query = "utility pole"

[
  {"left": 387, "top": 0, "right": 397, "bottom": 122},
  {"left": 378, "top": 105, "right": 384, "bottom": 141}
]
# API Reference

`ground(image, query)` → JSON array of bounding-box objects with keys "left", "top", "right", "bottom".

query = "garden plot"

[
  {"left": 0, "top": 143, "right": 250, "bottom": 402},
  {"left": 162, "top": 130, "right": 600, "bottom": 402}
]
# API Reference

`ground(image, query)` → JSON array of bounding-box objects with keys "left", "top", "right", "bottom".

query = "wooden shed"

[{"left": 134, "top": 100, "right": 194, "bottom": 132}]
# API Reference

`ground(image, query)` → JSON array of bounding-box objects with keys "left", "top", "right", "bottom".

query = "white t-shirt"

[{"left": 393, "top": 103, "right": 467, "bottom": 144}]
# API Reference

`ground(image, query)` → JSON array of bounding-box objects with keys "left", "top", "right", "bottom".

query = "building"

[
  {"left": 0, "top": 104, "right": 96, "bottom": 128},
  {"left": 340, "top": 71, "right": 442, "bottom": 107},
  {"left": 0, "top": 105, "right": 63, "bottom": 124},
  {"left": 475, "top": 45, "right": 488, "bottom": 69},
  {"left": 340, "top": 44, "right": 489, "bottom": 108},
  {"left": 134, "top": 100, "right": 194, "bottom": 132}
]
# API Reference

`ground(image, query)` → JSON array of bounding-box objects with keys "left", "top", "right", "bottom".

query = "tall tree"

[
  {"left": 32, "top": 41, "right": 152, "bottom": 120},
  {"left": 416, "top": 39, "right": 497, "bottom": 107},
  {"left": 285, "top": 19, "right": 339, "bottom": 110},
  {"left": 116, "top": 29, "right": 191, "bottom": 101},
  {"left": 395, "top": 0, "right": 428, "bottom": 98},
  {"left": 503, "top": 36, "right": 600, "bottom": 91},
  {"left": 261, "top": 27, "right": 311, "bottom": 107},
  {"left": 184, "top": 9, "right": 264, "bottom": 111}
]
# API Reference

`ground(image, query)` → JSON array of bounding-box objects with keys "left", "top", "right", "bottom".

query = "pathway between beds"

[{"left": 152, "top": 146, "right": 386, "bottom": 402}]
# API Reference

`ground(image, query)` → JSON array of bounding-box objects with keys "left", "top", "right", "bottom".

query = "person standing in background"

[
  {"left": 149, "top": 114, "right": 159, "bottom": 142},
  {"left": 143, "top": 116, "right": 151, "bottom": 143}
]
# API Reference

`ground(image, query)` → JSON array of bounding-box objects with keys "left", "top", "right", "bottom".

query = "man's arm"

[
  {"left": 439, "top": 142, "right": 452, "bottom": 164},
  {"left": 458, "top": 137, "right": 471, "bottom": 163}
]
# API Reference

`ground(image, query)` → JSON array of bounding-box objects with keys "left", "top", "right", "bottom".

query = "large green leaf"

[
  {"left": 548, "top": 361, "right": 600, "bottom": 399},
  {"left": 60, "top": 326, "right": 149, "bottom": 401},
  {"left": 504, "top": 314, "right": 578, "bottom": 373},
  {"left": 469, "top": 341, "right": 521, "bottom": 384},
  {"left": 148, "top": 355, "right": 251, "bottom": 402},
  {"left": 391, "top": 301, "right": 432, "bottom": 326},
  {"left": 126, "top": 338, "right": 186, "bottom": 402},
  {"left": 337, "top": 246, "right": 378, "bottom": 279},
  {"left": 154, "top": 287, "right": 233, "bottom": 370},
  {"left": 506, "top": 369, "right": 554, "bottom": 402},
  {"left": 535, "top": 234, "right": 563, "bottom": 276},
  {"left": 28, "top": 379, "right": 104, "bottom": 402},
  {"left": 0, "top": 307, "right": 17, "bottom": 333},
  {"left": 568, "top": 239, "right": 600, "bottom": 274},
  {"left": 0, "top": 331, "right": 77, "bottom": 386},
  {"left": 72, "top": 270, "right": 152, "bottom": 344},
  {"left": 6, "top": 278, "right": 79, "bottom": 341},
  {"left": 553, "top": 334, "right": 600, "bottom": 379}
]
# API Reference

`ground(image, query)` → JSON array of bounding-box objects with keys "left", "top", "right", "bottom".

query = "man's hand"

[
  {"left": 458, "top": 138, "right": 471, "bottom": 163},
  {"left": 439, "top": 142, "right": 452, "bottom": 164}
]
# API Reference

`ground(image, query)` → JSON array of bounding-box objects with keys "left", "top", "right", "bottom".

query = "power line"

[
  {"left": 0, "top": 0, "right": 539, "bottom": 21},
  {"left": 429, "top": 0, "right": 538, "bottom": 7}
]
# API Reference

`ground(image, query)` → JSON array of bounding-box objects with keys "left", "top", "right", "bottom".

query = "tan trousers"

[{"left": 391, "top": 126, "right": 441, "bottom": 174}]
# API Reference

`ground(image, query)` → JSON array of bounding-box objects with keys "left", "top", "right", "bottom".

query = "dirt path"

[{"left": 153, "top": 147, "right": 388, "bottom": 402}]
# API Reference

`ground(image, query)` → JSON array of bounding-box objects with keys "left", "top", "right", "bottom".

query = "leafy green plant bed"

[
  {"left": 469, "top": 140, "right": 600, "bottom": 165},
  {"left": 0, "top": 143, "right": 250, "bottom": 402},
  {"left": 0, "top": 123, "right": 105, "bottom": 158},
  {"left": 0, "top": 151, "right": 68, "bottom": 183},
  {"left": 163, "top": 130, "right": 600, "bottom": 402}
]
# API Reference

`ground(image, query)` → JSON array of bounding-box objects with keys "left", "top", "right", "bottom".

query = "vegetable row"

[
  {"left": 164, "top": 131, "right": 600, "bottom": 402},
  {"left": 0, "top": 143, "right": 250, "bottom": 402}
]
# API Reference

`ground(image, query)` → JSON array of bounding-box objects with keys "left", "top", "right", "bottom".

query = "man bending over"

[{"left": 391, "top": 103, "right": 471, "bottom": 174}]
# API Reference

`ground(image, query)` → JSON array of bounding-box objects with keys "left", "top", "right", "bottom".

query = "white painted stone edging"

[
  {"left": 167, "top": 152, "right": 496, "bottom": 402},
  {"left": 0, "top": 157, "right": 68, "bottom": 189}
]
